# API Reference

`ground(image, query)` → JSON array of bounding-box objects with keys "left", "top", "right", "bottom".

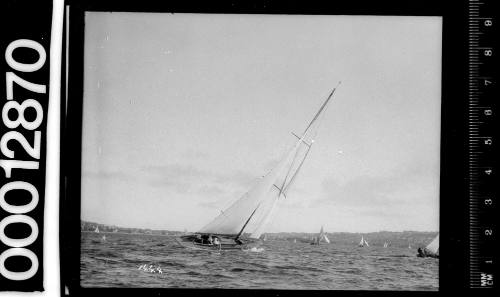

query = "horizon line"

[{"left": 81, "top": 219, "right": 438, "bottom": 234}]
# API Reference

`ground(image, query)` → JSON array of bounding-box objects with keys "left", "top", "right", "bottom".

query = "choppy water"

[{"left": 81, "top": 232, "right": 438, "bottom": 290}]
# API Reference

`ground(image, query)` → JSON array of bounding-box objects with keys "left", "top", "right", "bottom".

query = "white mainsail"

[
  {"left": 198, "top": 84, "right": 340, "bottom": 239},
  {"left": 358, "top": 236, "right": 369, "bottom": 247},
  {"left": 313, "top": 226, "right": 330, "bottom": 244},
  {"left": 319, "top": 226, "right": 330, "bottom": 243},
  {"left": 384, "top": 242, "right": 388, "bottom": 248},
  {"left": 425, "top": 234, "right": 439, "bottom": 255}
]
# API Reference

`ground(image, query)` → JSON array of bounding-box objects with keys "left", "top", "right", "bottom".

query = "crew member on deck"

[
  {"left": 417, "top": 247, "right": 426, "bottom": 257},
  {"left": 213, "top": 236, "right": 221, "bottom": 249}
]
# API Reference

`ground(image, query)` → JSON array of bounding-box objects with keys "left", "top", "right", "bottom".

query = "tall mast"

[
  {"left": 280, "top": 82, "right": 341, "bottom": 193},
  {"left": 235, "top": 203, "right": 261, "bottom": 241},
  {"left": 302, "top": 81, "right": 341, "bottom": 136}
]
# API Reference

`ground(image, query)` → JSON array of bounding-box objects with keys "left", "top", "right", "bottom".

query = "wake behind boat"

[{"left": 175, "top": 84, "right": 340, "bottom": 251}]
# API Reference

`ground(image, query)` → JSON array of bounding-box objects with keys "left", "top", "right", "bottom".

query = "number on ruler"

[
  {"left": 484, "top": 198, "right": 493, "bottom": 205},
  {"left": 485, "top": 169, "right": 492, "bottom": 175},
  {"left": 484, "top": 19, "right": 492, "bottom": 26},
  {"left": 484, "top": 138, "right": 492, "bottom": 145},
  {"left": 484, "top": 49, "right": 493, "bottom": 56},
  {"left": 481, "top": 273, "right": 493, "bottom": 286},
  {"left": 484, "top": 229, "right": 493, "bottom": 236},
  {"left": 484, "top": 109, "right": 492, "bottom": 116},
  {"left": 484, "top": 79, "right": 492, "bottom": 86}
]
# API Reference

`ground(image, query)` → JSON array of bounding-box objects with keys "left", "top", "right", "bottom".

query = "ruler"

[{"left": 468, "top": 0, "right": 497, "bottom": 289}]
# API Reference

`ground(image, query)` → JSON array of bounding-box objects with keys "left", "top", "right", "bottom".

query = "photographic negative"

[{"left": 74, "top": 12, "right": 442, "bottom": 290}]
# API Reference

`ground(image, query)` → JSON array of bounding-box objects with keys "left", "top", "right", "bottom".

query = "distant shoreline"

[
  {"left": 80, "top": 220, "right": 438, "bottom": 235},
  {"left": 81, "top": 230, "right": 177, "bottom": 236}
]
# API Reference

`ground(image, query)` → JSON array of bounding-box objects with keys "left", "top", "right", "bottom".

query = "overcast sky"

[{"left": 81, "top": 12, "right": 442, "bottom": 233}]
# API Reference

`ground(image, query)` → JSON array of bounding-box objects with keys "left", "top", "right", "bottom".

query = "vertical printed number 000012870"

[{"left": 0, "top": 39, "right": 46, "bottom": 281}]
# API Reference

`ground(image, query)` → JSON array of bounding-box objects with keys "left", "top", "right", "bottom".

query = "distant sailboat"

[
  {"left": 175, "top": 85, "right": 340, "bottom": 251},
  {"left": 418, "top": 234, "right": 439, "bottom": 258},
  {"left": 94, "top": 226, "right": 100, "bottom": 233},
  {"left": 408, "top": 244, "right": 412, "bottom": 249},
  {"left": 383, "top": 242, "right": 388, "bottom": 248},
  {"left": 359, "top": 236, "right": 369, "bottom": 247},
  {"left": 311, "top": 226, "right": 330, "bottom": 245}
]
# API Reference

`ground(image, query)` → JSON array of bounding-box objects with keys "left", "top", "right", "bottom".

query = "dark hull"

[
  {"left": 417, "top": 253, "right": 439, "bottom": 259},
  {"left": 417, "top": 247, "right": 439, "bottom": 258},
  {"left": 175, "top": 234, "right": 261, "bottom": 251}
]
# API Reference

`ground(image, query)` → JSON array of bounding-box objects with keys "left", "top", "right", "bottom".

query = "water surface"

[{"left": 81, "top": 232, "right": 438, "bottom": 290}]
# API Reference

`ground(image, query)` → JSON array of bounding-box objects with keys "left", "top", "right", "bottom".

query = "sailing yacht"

[
  {"left": 417, "top": 234, "right": 439, "bottom": 258},
  {"left": 94, "top": 226, "right": 100, "bottom": 233},
  {"left": 175, "top": 84, "right": 340, "bottom": 251},
  {"left": 383, "top": 242, "right": 388, "bottom": 248},
  {"left": 358, "top": 236, "right": 369, "bottom": 247},
  {"left": 311, "top": 226, "right": 330, "bottom": 245}
]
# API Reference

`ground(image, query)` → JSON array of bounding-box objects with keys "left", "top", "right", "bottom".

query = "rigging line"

[
  {"left": 273, "top": 128, "right": 311, "bottom": 200},
  {"left": 284, "top": 139, "right": 313, "bottom": 193},
  {"left": 273, "top": 184, "right": 287, "bottom": 198},
  {"left": 291, "top": 132, "right": 312, "bottom": 147},
  {"left": 249, "top": 194, "right": 280, "bottom": 237},
  {"left": 235, "top": 202, "right": 261, "bottom": 241},
  {"left": 279, "top": 141, "right": 304, "bottom": 196},
  {"left": 282, "top": 83, "right": 339, "bottom": 192},
  {"left": 279, "top": 83, "right": 339, "bottom": 193}
]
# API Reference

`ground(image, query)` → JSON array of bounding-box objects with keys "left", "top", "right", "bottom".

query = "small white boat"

[
  {"left": 311, "top": 226, "right": 330, "bottom": 245},
  {"left": 359, "top": 236, "right": 369, "bottom": 247}
]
